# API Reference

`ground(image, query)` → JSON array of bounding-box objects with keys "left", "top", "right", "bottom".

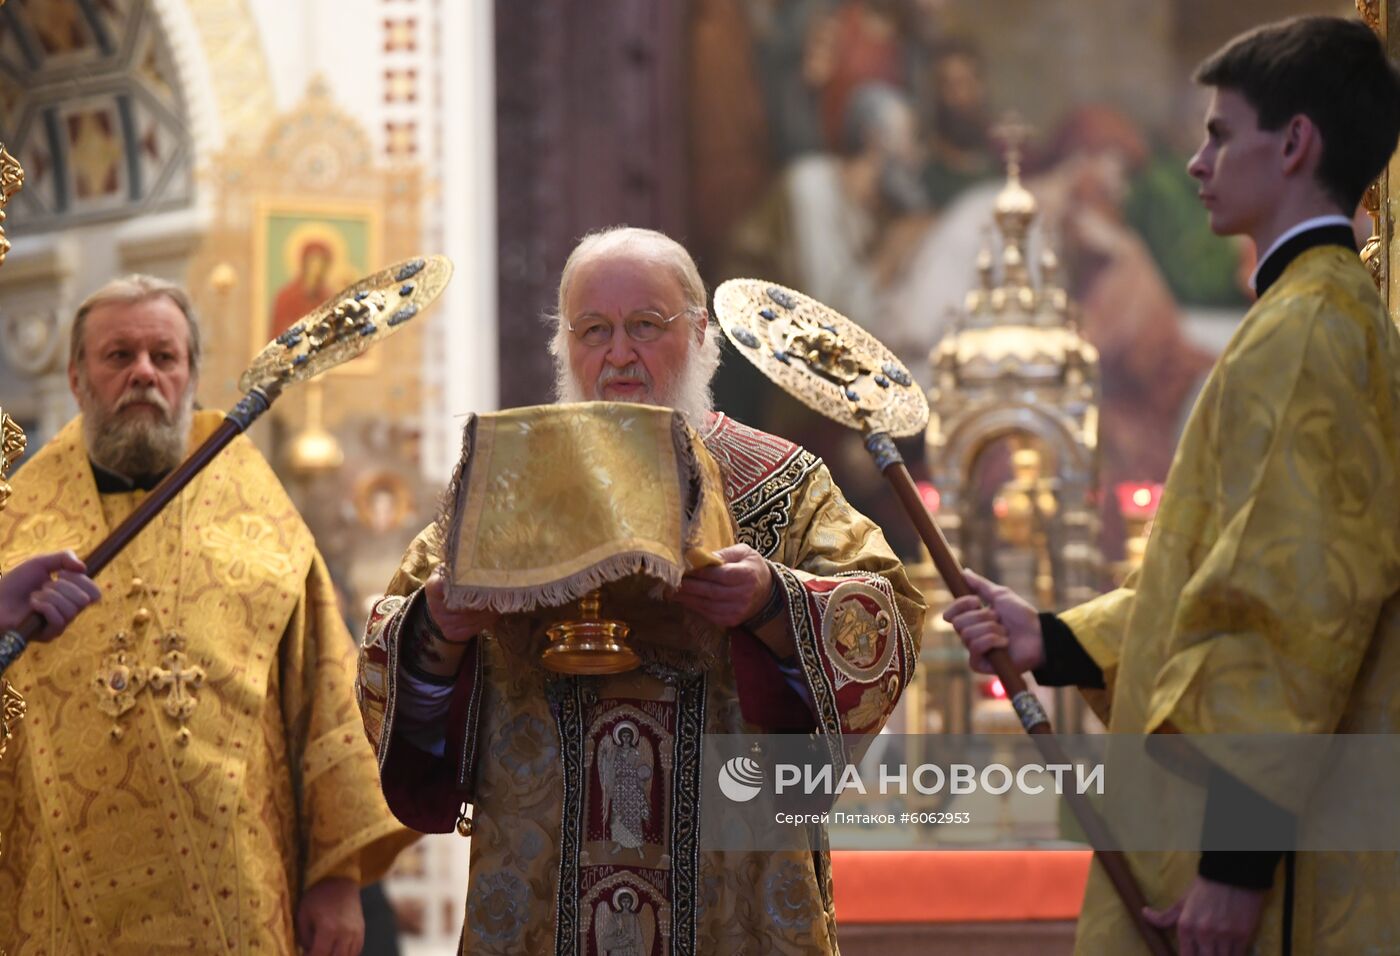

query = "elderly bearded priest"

[
  {"left": 357, "top": 227, "right": 926, "bottom": 953},
  {"left": 0, "top": 275, "right": 415, "bottom": 955}
]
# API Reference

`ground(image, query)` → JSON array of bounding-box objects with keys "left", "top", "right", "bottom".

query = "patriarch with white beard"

[
  {"left": 359, "top": 226, "right": 925, "bottom": 956},
  {"left": 548, "top": 227, "right": 722, "bottom": 425}
]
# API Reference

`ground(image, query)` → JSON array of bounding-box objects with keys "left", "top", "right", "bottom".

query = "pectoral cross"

[
  {"left": 95, "top": 577, "right": 159, "bottom": 739},
  {"left": 149, "top": 631, "right": 204, "bottom": 746}
]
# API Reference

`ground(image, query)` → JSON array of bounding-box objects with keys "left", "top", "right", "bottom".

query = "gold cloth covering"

[{"left": 444, "top": 402, "right": 735, "bottom": 614}]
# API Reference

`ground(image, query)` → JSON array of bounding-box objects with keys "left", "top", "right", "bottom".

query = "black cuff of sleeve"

[
  {"left": 1031, "top": 613, "right": 1105, "bottom": 688},
  {"left": 401, "top": 592, "right": 459, "bottom": 686},
  {"left": 1196, "top": 766, "right": 1294, "bottom": 889},
  {"left": 1198, "top": 850, "right": 1283, "bottom": 890},
  {"left": 743, "top": 569, "right": 788, "bottom": 632}
]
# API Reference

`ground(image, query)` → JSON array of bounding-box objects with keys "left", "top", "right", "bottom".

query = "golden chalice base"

[{"left": 542, "top": 618, "right": 639, "bottom": 674}]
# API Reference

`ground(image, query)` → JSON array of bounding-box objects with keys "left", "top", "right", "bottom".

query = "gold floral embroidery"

[
  {"left": 447, "top": 405, "right": 734, "bottom": 611},
  {"left": 0, "top": 680, "right": 24, "bottom": 759},
  {"left": 844, "top": 675, "right": 900, "bottom": 734},
  {"left": 200, "top": 514, "right": 295, "bottom": 585},
  {"left": 0, "top": 412, "right": 412, "bottom": 949},
  {"left": 10, "top": 511, "right": 85, "bottom": 559}
]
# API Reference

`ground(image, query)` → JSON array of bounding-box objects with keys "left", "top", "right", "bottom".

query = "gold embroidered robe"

[
  {"left": 1059, "top": 247, "right": 1400, "bottom": 954},
  {"left": 0, "top": 411, "right": 415, "bottom": 955},
  {"left": 358, "top": 414, "right": 925, "bottom": 955}
]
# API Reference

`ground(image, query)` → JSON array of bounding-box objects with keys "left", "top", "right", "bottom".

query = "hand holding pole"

[
  {"left": 713, "top": 277, "right": 1172, "bottom": 956},
  {"left": 0, "top": 256, "right": 453, "bottom": 671}
]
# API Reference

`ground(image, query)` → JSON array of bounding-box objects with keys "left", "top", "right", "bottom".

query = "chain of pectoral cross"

[{"left": 94, "top": 494, "right": 204, "bottom": 746}]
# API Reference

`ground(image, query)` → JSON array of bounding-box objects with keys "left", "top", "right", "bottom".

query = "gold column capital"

[
  {"left": 0, "top": 406, "right": 24, "bottom": 513},
  {"left": 0, "top": 144, "right": 22, "bottom": 268}
]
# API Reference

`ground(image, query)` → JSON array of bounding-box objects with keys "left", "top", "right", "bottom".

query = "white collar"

[{"left": 1249, "top": 214, "right": 1355, "bottom": 293}]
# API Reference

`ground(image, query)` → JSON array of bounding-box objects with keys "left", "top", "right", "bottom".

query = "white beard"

[{"left": 551, "top": 326, "right": 722, "bottom": 427}]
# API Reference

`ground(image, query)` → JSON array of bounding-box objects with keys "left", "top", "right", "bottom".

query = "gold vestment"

[
  {"left": 359, "top": 411, "right": 926, "bottom": 954},
  {"left": 0, "top": 411, "right": 415, "bottom": 954},
  {"left": 1063, "top": 247, "right": 1400, "bottom": 954}
]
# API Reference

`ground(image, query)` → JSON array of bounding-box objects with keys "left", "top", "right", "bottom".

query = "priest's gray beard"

[
  {"left": 77, "top": 373, "right": 194, "bottom": 478},
  {"left": 551, "top": 325, "right": 722, "bottom": 426}
]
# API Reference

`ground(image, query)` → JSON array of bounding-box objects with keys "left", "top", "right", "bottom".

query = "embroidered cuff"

[{"left": 0, "top": 629, "right": 26, "bottom": 676}]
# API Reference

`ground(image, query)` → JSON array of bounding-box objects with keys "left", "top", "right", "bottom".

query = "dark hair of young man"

[{"left": 1195, "top": 15, "right": 1400, "bottom": 211}]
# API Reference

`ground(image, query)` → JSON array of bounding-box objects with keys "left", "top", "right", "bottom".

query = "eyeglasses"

[{"left": 566, "top": 308, "right": 695, "bottom": 347}]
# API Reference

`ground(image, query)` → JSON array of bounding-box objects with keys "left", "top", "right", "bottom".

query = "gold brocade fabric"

[
  {"left": 1060, "top": 247, "right": 1400, "bottom": 954},
  {"left": 0, "top": 412, "right": 415, "bottom": 955},
  {"left": 444, "top": 403, "right": 735, "bottom": 613}
]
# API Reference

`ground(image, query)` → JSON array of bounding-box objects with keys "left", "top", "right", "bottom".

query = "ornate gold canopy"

[
  {"left": 923, "top": 134, "right": 1101, "bottom": 607},
  {"left": 919, "top": 133, "right": 1106, "bottom": 736},
  {"left": 1358, "top": 1, "right": 1388, "bottom": 292}
]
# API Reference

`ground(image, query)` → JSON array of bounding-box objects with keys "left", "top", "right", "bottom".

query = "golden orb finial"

[
  {"left": 991, "top": 115, "right": 1038, "bottom": 246},
  {"left": 209, "top": 262, "right": 238, "bottom": 295},
  {"left": 287, "top": 381, "right": 344, "bottom": 475}
]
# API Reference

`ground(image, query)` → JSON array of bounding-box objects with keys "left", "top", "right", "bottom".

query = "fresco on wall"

[{"left": 692, "top": 0, "right": 1355, "bottom": 560}]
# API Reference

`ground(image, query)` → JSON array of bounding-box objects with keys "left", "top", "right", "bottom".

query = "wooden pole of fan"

[
  {"left": 862, "top": 430, "right": 1172, "bottom": 956},
  {"left": 1, "top": 388, "right": 276, "bottom": 664}
]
